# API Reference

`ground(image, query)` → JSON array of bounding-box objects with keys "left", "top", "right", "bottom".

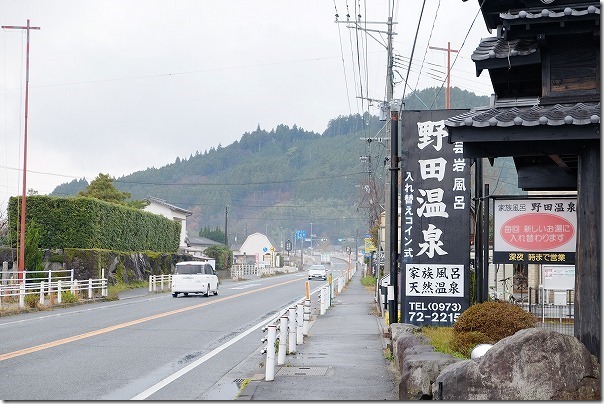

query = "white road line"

[
  {"left": 0, "top": 295, "right": 168, "bottom": 327},
  {"left": 228, "top": 283, "right": 261, "bottom": 290},
  {"left": 131, "top": 308, "right": 281, "bottom": 400},
  {"left": 131, "top": 284, "right": 325, "bottom": 400}
]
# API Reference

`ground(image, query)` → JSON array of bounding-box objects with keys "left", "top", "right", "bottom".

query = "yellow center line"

[{"left": 0, "top": 277, "right": 304, "bottom": 362}]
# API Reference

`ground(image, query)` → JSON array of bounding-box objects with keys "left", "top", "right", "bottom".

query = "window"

[
  {"left": 203, "top": 264, "right": 215, "bottom": 275},
  {"left": 175, "top": 264, "right": 203, "bottom": 275}
]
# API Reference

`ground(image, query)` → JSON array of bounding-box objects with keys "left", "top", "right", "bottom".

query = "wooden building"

[{"left": 446, "top": 0, "right": 600, "bottom": 358}]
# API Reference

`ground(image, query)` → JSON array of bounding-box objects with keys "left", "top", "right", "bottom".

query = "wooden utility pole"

[
  {"left": 2, "top": 20, "right": 40, "bottom": 281},
  {"left": 429, "top": 42, "right": 459, "bottom": 109}
]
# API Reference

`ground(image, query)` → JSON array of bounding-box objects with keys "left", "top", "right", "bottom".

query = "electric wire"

[
  {"left": 401, "top": 0, "right": 427, "bottom": 104},
  {"left": 412, "top": 0, "right": 440, "bottom": 93},
  {"left": 428, "top": 0, "right": 487, "bottom": 109},
  {"left": 333, "top": 0, "right": 353, "bottom": 116}
]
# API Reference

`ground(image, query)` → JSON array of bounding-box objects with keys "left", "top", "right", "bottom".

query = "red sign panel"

[
  {"left": 493, "top": 197, "right": 577, "bottom": 264},
  {"left": 500, "top": 213, "right": 575, "bottom": 250}
]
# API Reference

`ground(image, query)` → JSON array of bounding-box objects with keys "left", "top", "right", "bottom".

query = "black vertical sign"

[{"left": 400, "top": 110, "right": 471, "bottom": 326}]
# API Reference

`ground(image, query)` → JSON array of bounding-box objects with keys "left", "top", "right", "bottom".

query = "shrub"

[
  {"left": 453, "top": 301, "right": 537, "bottom": 342},
  {"left": 61, "top": 291, "right": 78, "bottom": 304},
  {"left": 24, "top": 293, "right": 39, "bottom": 308},
  {"left": 361, "top": 275, "right": 376, "bottom": 287}
]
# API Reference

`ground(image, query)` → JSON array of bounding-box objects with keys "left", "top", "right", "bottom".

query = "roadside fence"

[
  {"left": 260, "top": 262, "right": 358, "bottom": 381},
  {"left": 149, "top": 274, "right": 172, "bottom": 292},
  {"left": 230, "top": 264, "right": 299, "bottom": 280},
  {"left": 0, "top": 267, "right": 108, "bottom": 309},
  {"left": 525, "top": 287, "right": 574, "bottom": 335}
]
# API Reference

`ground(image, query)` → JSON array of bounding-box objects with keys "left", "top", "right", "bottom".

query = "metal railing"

[{"left": 526, "top": 287, "right": 574, "bottom": 336}]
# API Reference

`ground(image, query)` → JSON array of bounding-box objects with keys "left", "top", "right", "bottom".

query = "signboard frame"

[
  {"left": 492, "top": 196, "right": 577, "bottom": 264},
  {"left": 400, "top": 110, "right": 471, "bottom": 327}
]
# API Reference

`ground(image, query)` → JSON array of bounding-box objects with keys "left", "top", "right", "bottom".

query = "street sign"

[
  {"left": 295, "top": 230, "right": 307, "bottom": 240},
  {"left": 285, "top": 239, "right": 292, "bottom": 251}
]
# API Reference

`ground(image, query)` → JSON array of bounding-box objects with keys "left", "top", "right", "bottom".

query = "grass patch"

[
  {"left": 421, "top": 326, "right": 467, "bottom": 359},
  {"left": 360, "top": 275, "right": 377, "bottom": 292},
  {"left": 107, "top": 280, "right": 148, "bottom": 300},
  {"left": 383, "top": 347, "right": 394, "bottom": 361}
]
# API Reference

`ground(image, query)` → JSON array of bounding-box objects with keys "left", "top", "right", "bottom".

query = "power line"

[
  {"left": 401, "top": 0, "right": 427, "bottom": 103},
  {"left": 428, "top": 0, "right": 487, "bottom": 109}
]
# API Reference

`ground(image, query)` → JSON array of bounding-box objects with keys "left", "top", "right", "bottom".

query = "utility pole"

[
  {"left": 338, "top": 15, "right": 396, "bottom": 297},
  {"left": 388, "top": 99, "right": 400, "bottom": 325},
  {"left": 224, "top": 206, "right": 228, "bottom": 246},
  {"left": 429, "top": 42, "right": 459, "bottom": 109},
  {"left": 2, "top": 20, "right": 40, "bottom": 281}
]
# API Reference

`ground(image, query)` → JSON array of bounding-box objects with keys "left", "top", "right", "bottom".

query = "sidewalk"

[{"left": 237, "top": 270, "right": 398, "bottom": 401}]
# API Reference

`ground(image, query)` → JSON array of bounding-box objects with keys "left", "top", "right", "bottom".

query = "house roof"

[
  {"left": 445, "top": 101, "right": 600, "bottom": 191},
  {"left": 445, "top": 102, "right": 600, "bottom": 129},
  {"left": 145, "top": 196, "right": 192, "bottom": 215},
  {"left": 187, "top": 236, "right": 224, "bottom": 247},
  {"left": 500, "top": 4, "right": 600, "bottom": 23},
  {"left": 472, "top": 37, "right": 539, "bottom": 62},
  {"left": 477, "top": 0, "right": 600, "bottom": 31}
]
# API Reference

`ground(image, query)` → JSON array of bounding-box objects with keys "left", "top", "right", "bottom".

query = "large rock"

[
  {"left": 433, "top": 328, "right": 600, "bottom": 400},
  {"left": 390, "top": 323, "right": 461, "bottom": 399},
  {"left": 400, "top": 350, "right": 461, "bottom": 400}
]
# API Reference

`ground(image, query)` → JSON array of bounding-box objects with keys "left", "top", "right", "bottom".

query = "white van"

[{"left": 172, "top": 261, "right": 219, "bottom": 297}]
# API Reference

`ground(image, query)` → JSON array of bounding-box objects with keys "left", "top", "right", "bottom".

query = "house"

[
  {"left": 143, "top": 196, "right": 192, "bottom": 251},
  {"left": 185, "top": 236, "right": 224, "bottom": 257},
  {"left": 447, "top": 0, "right": 600, "bottom": 358},
  {"left": 232, "top": 232, "right": 276, "bottom": 266}
]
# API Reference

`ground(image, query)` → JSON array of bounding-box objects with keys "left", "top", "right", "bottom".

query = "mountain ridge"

[{"left": 51, "top": 87, "right": 523, "bottom": 245}]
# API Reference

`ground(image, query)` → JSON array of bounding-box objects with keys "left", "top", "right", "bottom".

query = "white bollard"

[
  {"left": 288, "top": 307, "right": 296, "bottom": 354},
  {"left": 102, "top": 278, "right": 107, "bottom": 297},
  {"left": 320, "top": 287, "right": 326, "bottom": 315},
  {"left": 149, "top": 275, "right": 153, "bottom": 292},
  {"left": 19, "top": 283, "right": 25, "bottom": 307},
  {"left": 39, "top": 281, "right": 45, "bottom": 305},
  {"left": 303, "top": 299, "right": 311, "bottom": 336},
  {"left": 58, "top": 280, "right": 62, "bottom": 304},
  {"left": 88, "top": 279, "right": 93, "bottom": 299},
  {"left": 278, "top": 316, "right": 288, "bottom": 365},
  {"left": 265, "top": 324, "right": 277, "bottom": 381},
  {"left": 160, "top": 276, "right": 164, "bottom": 291},
  {"left": 296, "top": 303, "right": 304, "bottom": 345}
]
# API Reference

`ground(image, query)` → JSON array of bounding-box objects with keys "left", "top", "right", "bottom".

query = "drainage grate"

[{"left": 276, "top": 366, "right": 329, "bottom": 376}]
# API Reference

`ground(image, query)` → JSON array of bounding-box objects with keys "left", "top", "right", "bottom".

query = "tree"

[
  {"left": 24, "top": 220, "right": 45, "bottom": 280},
  {"left": 199, "top": 226, "right": 226, "bottom": 243},
  {"left": 204, "top": 245, "right": 232, "bottom": 271},
  {"left": 78, "top": 173, "right": 146, "bottom": 208}
]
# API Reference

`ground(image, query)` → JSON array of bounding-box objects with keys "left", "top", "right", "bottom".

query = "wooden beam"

[{"left": 575, "top": 140, "right": 601, "bottom": 360}]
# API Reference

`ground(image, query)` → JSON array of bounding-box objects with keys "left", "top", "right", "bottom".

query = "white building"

[
  {"left": 143, "top": 196, "right": 192, "bottom": 250},
  {"left": 234, "top": 232, "right": 275, "bottom": 266}
]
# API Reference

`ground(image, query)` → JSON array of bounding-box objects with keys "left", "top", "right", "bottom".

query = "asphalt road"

[{"left": 0, "top": 263, "right": 345, "bottom": 400}]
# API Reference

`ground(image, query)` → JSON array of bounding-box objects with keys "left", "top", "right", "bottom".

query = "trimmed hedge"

[{"left": 8, "top": 195, "right": 180, "bottom": 252}]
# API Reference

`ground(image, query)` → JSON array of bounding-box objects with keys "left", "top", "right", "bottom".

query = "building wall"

[{"left": 238, "top": 233, "right": 274, "bottom": 264}]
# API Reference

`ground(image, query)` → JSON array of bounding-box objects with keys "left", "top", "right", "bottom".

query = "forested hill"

[{"left": 51, "top": 87, "right": 521, "bottom": 244}]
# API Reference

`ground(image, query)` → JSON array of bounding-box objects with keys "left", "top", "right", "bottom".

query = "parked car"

[
  {"left": 172, "top": 261, "right": 219, "bottom": 297},
  {"left": 308, "top": 264, "right": 327, "bottom": 281}
]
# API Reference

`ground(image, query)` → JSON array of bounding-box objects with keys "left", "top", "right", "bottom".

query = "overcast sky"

[{"left": 0, "top": 0, "right": 495, "bottom": 211}]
